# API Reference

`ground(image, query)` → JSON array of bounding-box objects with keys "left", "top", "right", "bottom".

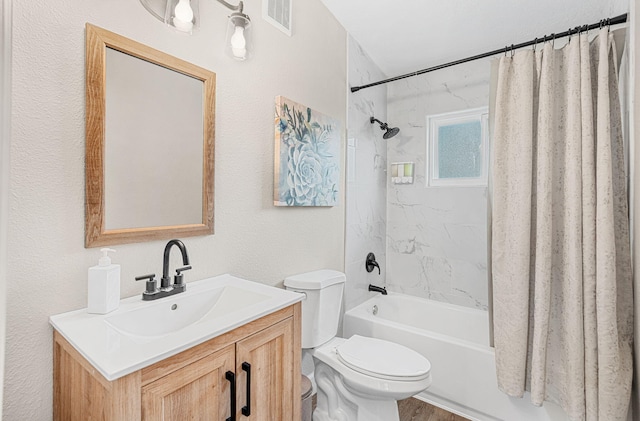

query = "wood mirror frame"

[{"left": 85, "top": 24, "right": 215, "bottom": 247}]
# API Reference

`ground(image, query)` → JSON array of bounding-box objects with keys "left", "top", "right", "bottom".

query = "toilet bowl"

[{"left": 284, "top": 270, "right": 432, "bottom": 421}]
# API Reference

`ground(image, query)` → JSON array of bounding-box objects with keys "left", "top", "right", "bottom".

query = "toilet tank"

[{"left": 284, "top": 270, "right": 345, "bottom": 349}]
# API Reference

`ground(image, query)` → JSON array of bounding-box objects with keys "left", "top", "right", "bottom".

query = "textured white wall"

[
  {"left": 632, "top": 0, "right": 639, "bottom": 418},
  {"left": 6, "top": 0, "right": 346, "bottom": 418},
  {"left": 386, "top": 60, "right": 490, "bottom": 310},
  {"left": 0, "top": 0, "right": 11, "bottom": 416},
  {"left": 344, "top": 36, "right": 387, "bottom": 310}
]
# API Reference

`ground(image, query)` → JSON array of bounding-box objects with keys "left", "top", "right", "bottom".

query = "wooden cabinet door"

[
  {"left": 235, "top": 318, "right": 295, "bottom": 421},
  {"left": 142, "top": 344, "right": 235, "bottom": 421}
]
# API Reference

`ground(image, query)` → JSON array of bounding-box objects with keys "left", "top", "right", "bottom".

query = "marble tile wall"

[
  {"left": 386, "top": 59, "right": 492, "bottom": 310},
  {"left": 344, "top": 36, "right": 388, "bottom": 310},
  {"left": 346, "top": 40, "right": 493, "bottom": 311}
]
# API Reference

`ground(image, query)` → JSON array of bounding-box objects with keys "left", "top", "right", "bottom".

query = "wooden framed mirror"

[{"left": 85, "top": 24, "right": 215, "bottom": 247}]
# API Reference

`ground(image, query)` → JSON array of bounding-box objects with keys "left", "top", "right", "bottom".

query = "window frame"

[{"left": 426, "top": 106, "right": 489, "bottom": 187}]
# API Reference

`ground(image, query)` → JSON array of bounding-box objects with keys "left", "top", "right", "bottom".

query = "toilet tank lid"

[{"left": 284, "top": 269, "right": 346, "bottom": 290}]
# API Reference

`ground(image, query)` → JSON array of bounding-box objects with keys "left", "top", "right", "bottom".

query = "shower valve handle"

[{"left": 365, "top": 252, "right": 381, "bottom": 274}]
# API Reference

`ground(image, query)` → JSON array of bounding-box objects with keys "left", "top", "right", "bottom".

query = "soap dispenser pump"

[{"left": 88, "top": 248, "right": 121, "bottom": 314}]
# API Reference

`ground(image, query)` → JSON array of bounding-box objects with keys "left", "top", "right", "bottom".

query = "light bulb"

[
  {"left": 230, "top": 26, "right": 247, "bottom": 59},
  {"left": 173, "top": 0, "right": 194, "bottom": 32}
]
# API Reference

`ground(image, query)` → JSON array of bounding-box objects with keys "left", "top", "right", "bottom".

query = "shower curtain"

[{"left": 491, "top": 28, "right": 633, "bottom": 420}]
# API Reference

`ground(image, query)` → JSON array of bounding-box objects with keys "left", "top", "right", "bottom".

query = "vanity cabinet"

[
  {"left": 141, "top": 344, "right": 235, "bottom": 420},
  {"left": 53, "top": 303, "right": 301, "bottom": 421},
  {"left": 235, "top": 319, "right": 295, "bottom": 420}
]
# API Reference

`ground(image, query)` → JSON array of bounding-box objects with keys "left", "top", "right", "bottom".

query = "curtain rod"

[{"left": 350, "top": 13, "right": 628, "bottom": 93}]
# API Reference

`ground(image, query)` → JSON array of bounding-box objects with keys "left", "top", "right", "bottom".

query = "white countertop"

[{"left": 50, "top": 274, "right": 303, "bottom": 381}]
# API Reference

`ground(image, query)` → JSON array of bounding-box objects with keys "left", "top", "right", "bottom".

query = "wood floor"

[
  {"left": 398, "top": 398, "right": 470, "bottom": 421},
  {"left": 312, "top": 395, "right": 470, "bottom": 420}
]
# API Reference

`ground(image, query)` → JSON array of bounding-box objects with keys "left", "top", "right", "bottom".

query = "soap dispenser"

[{"left": 88, "top": 248, "right": 120, "bottom": 314}]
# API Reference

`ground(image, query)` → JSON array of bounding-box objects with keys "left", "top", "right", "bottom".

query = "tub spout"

[{"left": 368, "top": 284, "right": 387, "bottom": 295}]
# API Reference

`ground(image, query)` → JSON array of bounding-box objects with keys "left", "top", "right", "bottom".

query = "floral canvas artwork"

[{"left": 274, "top": 96, "right": 341, "bottom": 206}]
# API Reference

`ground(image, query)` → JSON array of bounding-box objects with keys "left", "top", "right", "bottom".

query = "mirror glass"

[
  {"left": 104, "top": 47, "right": 203, "bottom": 230},
  {"left": 85, "top": 24, "right": 215, "bottom": 247}
]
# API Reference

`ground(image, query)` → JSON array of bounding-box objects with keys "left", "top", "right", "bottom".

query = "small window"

[{"left": 426, "top": 107, "right": 489, "bottom": 187}]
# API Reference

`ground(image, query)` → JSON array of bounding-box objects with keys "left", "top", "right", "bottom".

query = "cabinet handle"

[
  {"left": 241, "top": 362, "right": 251, "bottom": 416},
  {"left": 225, "top": 371, "right": 236, "bottom": 421}
]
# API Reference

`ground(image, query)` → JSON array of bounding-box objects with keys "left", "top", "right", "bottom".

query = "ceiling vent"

[{"left": 263, "top": 0, "right": 292, "bottom": 36}]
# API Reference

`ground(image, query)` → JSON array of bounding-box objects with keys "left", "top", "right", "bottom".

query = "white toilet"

[{"left": 284, "top": 270, "right": 432, "bottom": 421}]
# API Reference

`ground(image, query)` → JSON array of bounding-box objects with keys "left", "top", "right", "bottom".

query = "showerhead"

[
  {"left": 370, "top": 116, "right": 400, "bottom": 139},
  {"left": 383, "top": 126, "right": 400, "bottom": 139}
]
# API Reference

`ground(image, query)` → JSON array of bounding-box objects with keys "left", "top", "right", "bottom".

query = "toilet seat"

[
  {"left": 313, "top": 336, "right": 432, "bottom": 402},
  {"left": 336, "top": 335, "right": 431, "bottom": 381}
]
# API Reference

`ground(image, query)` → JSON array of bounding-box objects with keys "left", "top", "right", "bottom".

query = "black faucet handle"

[
  {"left": 173, "top": 265, "right": 192, "bottom": 287},
  {"left": 365, "top": 252, "right": 381, "bottom": 275},
  {"left": 135, "top": 274, "right": 157, "bottom": 294},
  {"left": 372, "top": 261, "right": 381, "bottom": 274},
  {"left": 175, "top": 265, "right": 192, "bottom": 274}
]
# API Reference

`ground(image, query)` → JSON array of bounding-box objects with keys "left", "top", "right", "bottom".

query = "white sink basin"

[
  {"left": 50, "top": 274, "right": 303, "bottom": 381},
  {"left": 105, "top": 285, "right": 270, "bottom": 337}
]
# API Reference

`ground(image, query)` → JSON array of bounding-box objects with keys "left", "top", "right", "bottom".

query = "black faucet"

[
  {"left": 135, "top": 239, "right": 192, "bottom": 301},
  {"left": 161, "top": 239, "right": 190, "bottom": 290},
  {"left": 368, "top": 284, "right": 388, "bottom": 295}
]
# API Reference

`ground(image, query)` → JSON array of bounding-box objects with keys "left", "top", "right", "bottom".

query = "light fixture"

[
  {"left": 139, "top": 0, "right": 252, "bottom": 60},
  {"left": 224, "top": 2, "right": 252, "bottom": 61},
  {"left": 164, "top": 0, "right": 199, "bottom": 34}
]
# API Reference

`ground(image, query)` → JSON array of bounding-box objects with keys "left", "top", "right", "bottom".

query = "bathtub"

[{"left": 343, "top": 293, "right": 568, "bottom": 421}]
